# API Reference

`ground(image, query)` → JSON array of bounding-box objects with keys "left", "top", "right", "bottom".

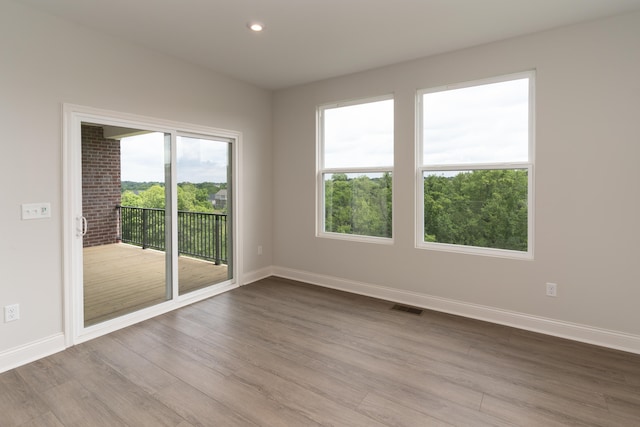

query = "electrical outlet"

[
  {"left": 4, "top": 304, "right": 19, "bottom": 322},
  {"left": 546, "top": 283, "right": 557, "bottom": 297},
  {"left": 257, "top": 245, "right": 263, "bottom": 255}
]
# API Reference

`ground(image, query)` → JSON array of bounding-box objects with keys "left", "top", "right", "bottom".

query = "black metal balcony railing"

[{"left": 117, "top": 206, "right": 227, "bottom": 265}]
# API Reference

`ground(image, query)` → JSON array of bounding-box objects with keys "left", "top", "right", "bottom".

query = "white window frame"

[
  {"left": 415, "top": 71, "right": 535, "bottom": 259},
  {"left": 316, "top": 94, "right": 394, "bottom": 244}
]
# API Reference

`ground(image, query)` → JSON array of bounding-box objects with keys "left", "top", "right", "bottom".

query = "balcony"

[
  {"left": 83, "top": 206, "right": 229, "bottom": 326},
  {"left": 118, "top": 206, "right": 228, "bottom": 264}
]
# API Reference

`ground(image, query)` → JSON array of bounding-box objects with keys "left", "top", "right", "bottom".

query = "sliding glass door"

[
  {"left": 82, "top": 125, "right": 172, "bottom": 326},
  {"left": 176, "top": 135, "right": 233, "bottom": 295},
  {"left": 78, "top": 122, "right": 234, "bottom": 328},
  {"left": 65, "top": 105, "right": 241, "bottom": 345}
]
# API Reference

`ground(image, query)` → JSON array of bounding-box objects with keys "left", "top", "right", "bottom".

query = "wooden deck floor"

[{"left": 84, "top": 243, "right": 228, "bottom": 325}]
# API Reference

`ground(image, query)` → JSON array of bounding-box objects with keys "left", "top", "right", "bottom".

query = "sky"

[
  {"left": 323, "top": 98, "right": 394, "bottom": 169},
  {"left": 120, "top": 133, "right": 229, "bottom": 183},
  {"left": 421, "top": 78, "right": 529, "bottom": 166},
  {"left": 323, "top": 77, "right": 529, "bottom": 171}
]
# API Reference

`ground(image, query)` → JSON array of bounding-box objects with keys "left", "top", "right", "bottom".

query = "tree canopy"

[
  {"left": 322, "top": 169, "right": 528, "bottom": 251},
  {"left": 121, "top": 181, "right": 226, "bottom": 213},
  {"left": 424, "top": 169, "right": 528, "bottom": 251},
  {"left": 324, "top": 173, "right": 392, "bottom": 238}
]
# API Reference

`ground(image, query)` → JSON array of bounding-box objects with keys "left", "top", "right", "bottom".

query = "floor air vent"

[{"left": 391, "top": 304, "right": 423, "bottom": 315}]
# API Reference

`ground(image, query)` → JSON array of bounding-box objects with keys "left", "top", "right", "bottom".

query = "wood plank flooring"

[
  {"left": 4, "top": 276, "right": 640, "bottom": 426},
  {"left": 83, "top": 243, "right": 228, "bottom": 325}
]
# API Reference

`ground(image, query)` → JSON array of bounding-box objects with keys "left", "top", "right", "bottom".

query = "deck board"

[{"left": 83, "top": 243, "right": 228, "bottom": 325}]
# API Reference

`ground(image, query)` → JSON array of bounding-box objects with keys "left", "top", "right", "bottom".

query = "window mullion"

[{"left": 322, "top": 166, "right": 393, "bottom": 175}]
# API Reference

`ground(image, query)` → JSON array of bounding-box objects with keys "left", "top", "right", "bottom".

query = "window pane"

[
  {"left": 422, "top": 78, "right": 529, "bottom": 165},
  {"left": 324, "top": 172, "right": 392, "bottom": 238},
  {"left": 423, "top": 169, "right": 528, "bottom": 251},
  {"left": 324, "top": 99, "right": 393, "bottom": 168},
  {"left": 176, "top": 136, "right": 231, "bottom": 295}
]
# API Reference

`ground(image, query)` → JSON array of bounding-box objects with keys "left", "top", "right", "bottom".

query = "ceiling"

[{"left": 20, "top": 0, "right": 640, "bottom": 90}]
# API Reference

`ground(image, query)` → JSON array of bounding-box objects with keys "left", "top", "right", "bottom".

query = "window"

[
  {"left": 317, "top": 96, "right": 394, "bottom": 241},
  {"left": 417, "top": 72, "right": 534, "bottom": 258}
]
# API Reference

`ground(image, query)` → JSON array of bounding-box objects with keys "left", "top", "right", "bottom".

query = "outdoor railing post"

[
  {"left": 214, "top": 214, "right": 221, "bottom": 265},
  {"left": 116, "top": 205, "right": 121, "bottom": 243},
  {"left": 142, "top": 208, "right": 148, "bottom": 249}
]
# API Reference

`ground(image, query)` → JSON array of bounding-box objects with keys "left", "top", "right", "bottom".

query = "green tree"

[
  {"left": 177, "top": 183, "right": 215, "bottom": 213},
  {"left": 139, "top": 185, "right": 166, "bottom": 209},
  {"left": 121, "top": 182, "right": 222, "bottom": 213},
  {"left": 423, "top": 169, "right": 528, "bottom": 251},
  {"left": 324, "top": 173, "right": 392, "bottom": 238},
  {"left": 325, "top": 173, "right": 353, "bottom": 234},
  {"left": 121, "top": 190, "right": 141, "bottom": 207}
]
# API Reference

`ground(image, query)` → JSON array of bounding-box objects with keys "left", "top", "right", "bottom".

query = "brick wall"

[{"left": 82, "top": 125, "right": 121, "bottom": 248}]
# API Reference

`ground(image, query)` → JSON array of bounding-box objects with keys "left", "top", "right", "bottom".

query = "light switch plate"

[{"left": 21, "top": 203, "right": 51, "bottom": 220}]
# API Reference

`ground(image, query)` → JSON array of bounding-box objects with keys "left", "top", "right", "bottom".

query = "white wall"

[
  {"left": 0, "top": 1, "right": 272, "bottom": 356},
  {"left": 273, "top": 12, "right": 640, "bottom": 348}
]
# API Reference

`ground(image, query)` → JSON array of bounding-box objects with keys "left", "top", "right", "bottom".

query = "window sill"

[
  {"left": 416, "top": 241, "right": 533, "bottom": 260},
  {"left": 318, "top": 231, "right": 394, "bottom": 245}
]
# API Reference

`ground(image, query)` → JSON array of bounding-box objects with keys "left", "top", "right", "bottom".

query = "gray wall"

[
  {"left": 0, "top": 1, "right": 273, "bottom": 354},
  {"left": 273, "top": 12, "right": 640, "bottom": 339}
]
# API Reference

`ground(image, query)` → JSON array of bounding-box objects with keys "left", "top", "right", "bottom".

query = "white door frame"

[{"left": 62, "top": 104, "right": 242, "bottom": 346}]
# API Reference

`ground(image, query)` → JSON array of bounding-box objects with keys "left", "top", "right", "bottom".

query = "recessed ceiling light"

[{"left": 248, "top": 22, "right": 264, "bottom": 32}]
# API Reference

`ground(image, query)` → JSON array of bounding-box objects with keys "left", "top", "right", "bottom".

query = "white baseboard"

[
  {"left": 271, "top": 266, "right": 640, "bottom": 355},
  {"left": 242, "top": 266, "right": 274, "bottom": 285},
  {"left": 0, "top": 333, "right": 65, "bottom": 374}
]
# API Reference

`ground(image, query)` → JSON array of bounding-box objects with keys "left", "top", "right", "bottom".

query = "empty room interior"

[{"left": 2, "top": 0, "right": 640, "bottom": 425}]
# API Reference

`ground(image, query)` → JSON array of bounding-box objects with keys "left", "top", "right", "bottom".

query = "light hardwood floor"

[
  {"left": 3, "top": 277, "right": 640, "bottom": 426},
  {"left": 83, "top": 243, "right": 228, "bottom": 325}
]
